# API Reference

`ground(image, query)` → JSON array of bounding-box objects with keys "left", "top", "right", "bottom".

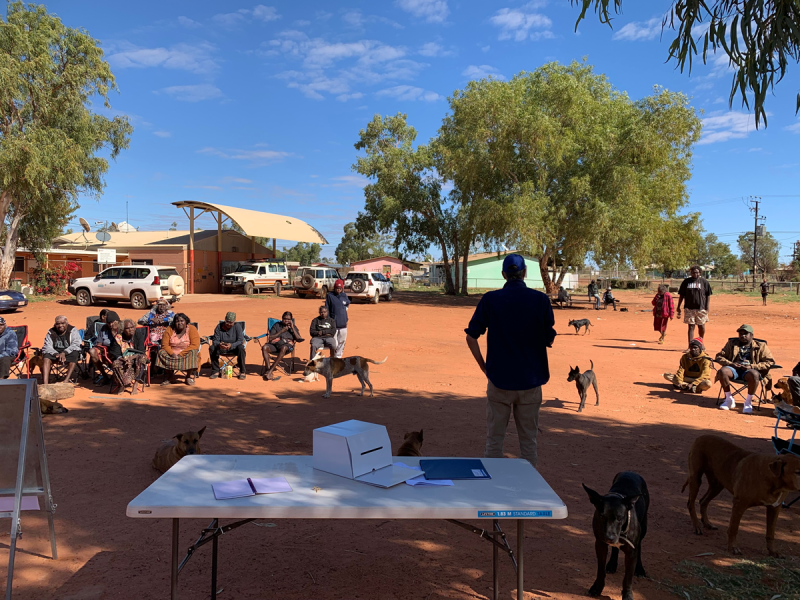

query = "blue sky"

[{"left": 44, "top": 0, "right": 800, "bottom": 262}]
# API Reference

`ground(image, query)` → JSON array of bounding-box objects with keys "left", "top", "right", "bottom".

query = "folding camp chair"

[
  {"left": 95, "top": 327, "right": 152, "bottom": 394},
  {"left": 8, "top": 325, "right": 31, "bottom": 379},
  {"left": 714, "top": 339, "right": 782, "bottom": 412},
  {"left": 772, "top": 404, "right": 800, "bottom": 508},
  {"left": 160, "top": 323, "right": 201, "bottom": 383},
  {"left": 207, "top": 321, "right": 247, "bottom": 376},
  {"left": 249, "top": 318, "right": 299, "bottom": 376}
]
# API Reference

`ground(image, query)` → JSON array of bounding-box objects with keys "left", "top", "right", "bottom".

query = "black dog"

[
  {"left": 568, "top": 318, "right": 592, "bottom": 335},
  {"left": 583, "top": 472, "right": 649, "bottom": 600},
  {"left": 567, "top": 360, "right": 599, "bottom": 412}
]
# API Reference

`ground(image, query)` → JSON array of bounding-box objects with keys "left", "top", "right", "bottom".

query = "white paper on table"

[
  {"left": 355, "top": 465, "right": 422, "bottom": 488},
  {"left": 212, "top": 476, "right": 292, "bottom": 500},
  {"left": 393, "top": 462, "right": 454, "bottom": 487}
]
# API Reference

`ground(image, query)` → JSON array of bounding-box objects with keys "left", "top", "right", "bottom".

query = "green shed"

[{"left": 464, "top": 252, "right": 543, "bottom": 290}]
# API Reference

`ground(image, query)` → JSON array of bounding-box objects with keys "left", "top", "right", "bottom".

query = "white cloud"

[
  {"left": 343, "top": 10, "right": 403, "bottom": 29},
  {"left": 158, "top": 84, "right": 224, "bottom": 102},
  {"left": 490, "top": 6, "right": 552, "bottom": 41},
  {"left": 395, "top": 0, "right": 449, "bottom": 23},
  {"left": 329, "top": 175, "right": 369, "bottom": 187},
  {"left": 267, "top": 31, "right": 427, "bottom": 100},
  {"left": 198, "top": 146, "right": 291, "bottom": 162},
  {"left": 613, "top": 17, "right": 661, "bottom": 41},
  {"left": 699, "top": 111, "right": 764, "bottom": 145},
  {"left": 295, "top": 20, "right": 311, "bottom": 26},
  {"left": 462, "top": 64, "right": 505, "bottom": 80},
  {"left": 178, "top": 16, "right": 201, "bottom": 28},
  {"left": 336, "top": 92, "right": 365, "bottom": 102},
  {"left": 787, "top": 121, "right": 800, "bottom": 134},
  {"left": 108, "top": 42, "right": 218, "bottom": 75},
  {"left": 481, "top": 45, "right": 491, "bottom": 52},
  {"left": 221, "top": 177, "right": 254, "bottom": 183},
  {"left": 185, "top": 185, "right": 223, "bottom": 191},
  {"left": 376, "top": 85, "right": 442, "bottom": 101},
  {"left": 748, "top": 147, "right": 762, "bottom": 152},
  {"left": 213, "top": 5, "right": 280, "bottom": 28},
  {"left": 153, "top": 131, "right": 172, "bottom": 138},
  {"left": 419, "top": 42, "right": 454, "bottom": 57}
]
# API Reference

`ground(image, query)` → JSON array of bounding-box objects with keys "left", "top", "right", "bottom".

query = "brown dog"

[
  {"left": 397, "top": 430, "right": 424, "bottom": 457},
  {"left": 152, "top": 426, "right": 206, "bottom": 474},
  {"left": 28, "top": 350, "right": 44, "bottom": 376},
  {"left": 39, "top": 398, "right": 69, "bottom": 414},
  {"left": 683, "top": 434, "right": 800, "bottom": 556},
  {"left": 774, "top": 377, "right": 794, "bottom": 405},
  {"left": 303, "top": 354, "right": 388, "bottom": 398}
]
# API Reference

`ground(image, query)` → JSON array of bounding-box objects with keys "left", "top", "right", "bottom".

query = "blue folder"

[{"left": 419, "top": 459, "right": 491, "bottom": 480}]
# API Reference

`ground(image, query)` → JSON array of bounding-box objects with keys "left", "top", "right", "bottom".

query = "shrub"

[{"left": 31, "top": 262, "right": 81, "bottom": 296}]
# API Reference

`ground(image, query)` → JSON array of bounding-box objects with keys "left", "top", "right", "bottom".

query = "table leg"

[
  {"left": 171, "top": 518, "right": 179, "bottom": 600},
  {"left": 211, "top": 518, "right": 219, "bottom": 600},
  {"left": 517, "top": 520, "right": 524, "bottom": 600},
  {"left": 492, "top": 519, "right": 499, "bottom": 600}
]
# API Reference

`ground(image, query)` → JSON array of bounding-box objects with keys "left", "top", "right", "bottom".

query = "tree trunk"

[
  {"left": 434, "top": 231, "right": 455, "bottom": 295},
  {"left": 539, "top": 247, "right": 558, "bottom": 293},
  {"left": 0, "top": 194, "right": 23, "bottom": 289},
  {"left": 461, "top": 247, "right": 469, "bottom": 295},
  {"left": 555, "top": 265, "right": 569, "bottom": 288},
  {"left": 452, "top": 232, "right": 461, "bottom": 294}
]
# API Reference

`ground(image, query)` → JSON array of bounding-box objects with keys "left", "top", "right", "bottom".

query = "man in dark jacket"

[
  {"left": 0, "top": 316, "right": 19, "bottom": 379},
  {"left": 326, "top": 279, "right": 351, "bottom": 358},
  {"left": 209, "top": 311, "right": 246, "bottom": 380},
  {"left": 309, "top": 305, "right": 337, "bottom": 358},
  {"left": 42, "top": 315, "right": 82, "bottom": 384},
  {"left": 465, "top": 254, "right": 556, "bottom": 468}
]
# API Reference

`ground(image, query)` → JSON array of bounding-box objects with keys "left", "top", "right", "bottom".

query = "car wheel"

[
  {"left": 275, "top": 282, "right": 282, "bottom": 296},
  {"left": 372, "top": 290, "right": 380, "bottom": 304},
  {"left": 244, "top": 282, "right": 254, "bottom": 295},
  {"left": 386, "top": 289, "right": 393, "bottom": 301},
  {"left": 320, "top": 285, "right": 328, "bottom": 298},
  {"left": 76, "top": 289, "right": 92, "bottom": 306},
  {"left": 351, "top": 279, "right": 366, "bottom": 294},
  {"left": 130, "top": 291, "right": 147, "bottom": 310}
]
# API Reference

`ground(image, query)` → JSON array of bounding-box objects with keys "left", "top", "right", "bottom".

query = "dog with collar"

[
  {"left": 583, "top": 471, "right": 649, "bottom": 600},
  {"left": 303, "top": 352, "right": 387, "bottom": 398}
]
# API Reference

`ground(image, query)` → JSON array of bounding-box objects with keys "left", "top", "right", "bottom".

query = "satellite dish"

[
  {"left": 95, "top": 232, "right": 111, "bottom": 242},
  {"left": 79, "top": 217, "right": 91, "bottom": 232},
  {"left": 117, "top": 221, "right": 137, "bottom": 233},
  {"left": 367, "top": 248, "right": 374, "bottom": 255}
]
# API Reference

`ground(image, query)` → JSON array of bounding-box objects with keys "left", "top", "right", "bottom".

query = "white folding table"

[{"left": 127, "top": 455, "right": 567, "bottom": 600}]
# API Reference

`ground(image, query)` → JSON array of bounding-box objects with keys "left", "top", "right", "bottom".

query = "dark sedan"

[{"left": 0, "top": 289, "right": 28, "bottom": 311}]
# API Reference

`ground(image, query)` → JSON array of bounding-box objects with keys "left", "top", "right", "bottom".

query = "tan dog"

[
  {"left": 682, "top": 434, "right": 800, "bottom": 556},
  {"left": 152, "top": 426, "right": 206, "bottom": 474},
  {"left": 301, "top": 348, "right": 324, "bottom": 382},
  {"left": 303, "top": 354, "right": 388, "bottom": 398},
  {"left": 397, "top": 430, "right": 424, "bottom": 457},
  {"left": 39, "top": 398, "right": 69, "bottom": 414},
  {"left": 28, "top": 350, "right": 44, "bottom": 376},
  {"left": 774, "top": 377, "right": 794, "bottom": 405}
]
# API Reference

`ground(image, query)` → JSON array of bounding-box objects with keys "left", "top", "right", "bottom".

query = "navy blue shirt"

[
  {"left": 465, "top": 279, "right": 556, "bottom": 391},
  {"left": 326, "top": 292, "right": 351, "bottom": 329}
]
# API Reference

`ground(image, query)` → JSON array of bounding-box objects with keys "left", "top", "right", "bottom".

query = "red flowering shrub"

[{"left": 31, "top": 262, "right": 81, "bottom": 296}]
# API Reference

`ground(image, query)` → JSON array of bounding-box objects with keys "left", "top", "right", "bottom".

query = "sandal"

[{"left": 160, "top": 379, "right": 173, "bottom": 386}]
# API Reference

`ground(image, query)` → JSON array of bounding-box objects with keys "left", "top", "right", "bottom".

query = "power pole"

[{"left": 748, "top": 196, "right": 764, "bottom": 289}]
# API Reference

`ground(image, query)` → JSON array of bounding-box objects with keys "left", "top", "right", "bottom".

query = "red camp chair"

[{"left": 8, "top": 325, "right": 31, "bottom": 379}]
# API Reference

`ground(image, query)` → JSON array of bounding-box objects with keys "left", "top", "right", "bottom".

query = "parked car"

[
  {"left": 222, "top": 260, "right": 289, "bottom": 296},
  {"left": 293, "top": 266, "right": 341, "bottom": 298},
  {"left": 344, "top": 271, "right": 393, "bottom": 303},
  {"left": 69, "top": 266, "right": 184, "bottom": 309},
  {"left": 0, "top": 289, "right": 28, "bottom": 312}
]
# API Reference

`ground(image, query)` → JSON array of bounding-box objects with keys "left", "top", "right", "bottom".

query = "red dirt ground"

[{"left": 2, "top": 289, "right": 799, "bottom": 600}]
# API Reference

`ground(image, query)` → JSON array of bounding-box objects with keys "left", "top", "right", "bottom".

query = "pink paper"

[{"left": 0, "top": 496, "right": 40, "bottom": 512}]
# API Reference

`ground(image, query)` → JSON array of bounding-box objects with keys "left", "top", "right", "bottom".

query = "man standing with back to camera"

[{"left": 465, "top": 254, "right": 556, "bottom": 468}]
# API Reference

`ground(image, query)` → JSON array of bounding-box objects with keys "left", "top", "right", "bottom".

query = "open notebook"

[{"left": 212, "top": 477, "right": 293, "bottom": 500}]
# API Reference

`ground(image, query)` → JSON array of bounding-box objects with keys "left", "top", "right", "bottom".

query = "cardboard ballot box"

[{"left": 313, "top": 420, "right": 419, "bottom": 488}]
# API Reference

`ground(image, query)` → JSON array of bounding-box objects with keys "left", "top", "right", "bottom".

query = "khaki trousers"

[{"left": 485, "top": 380, "right": 542, "bottom": 468}]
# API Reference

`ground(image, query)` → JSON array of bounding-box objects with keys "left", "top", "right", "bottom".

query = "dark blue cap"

[{"left": 502, "top": 253, "right": 525, "bottom": 273}]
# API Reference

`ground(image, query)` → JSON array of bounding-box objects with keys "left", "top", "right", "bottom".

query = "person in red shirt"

[{"left": 652, "top": 284, "right": 675, "bottom": 344}]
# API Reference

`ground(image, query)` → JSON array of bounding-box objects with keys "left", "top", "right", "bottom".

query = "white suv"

[
  {"left": 344, "top": 271, "right": 393, "bottom": 303},
  {"left": 69, "top": 266, "right": 185, "bottom": 310},
  {"left": 293, "top": 266, "right": 340, "bottom": 298},
  {"left": 222, "top": 260, "right": 289, "bottom": 295}
]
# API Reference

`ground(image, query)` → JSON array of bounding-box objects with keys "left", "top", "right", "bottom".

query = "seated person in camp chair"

[
  {"left": 42, "top": 315, "right": 82, "bottom": 385},
  {"left": 158, "top": 313, "right": 201, "bottom": 386},
  {"left": 663, "top": 338, "right": 713, "bottom": 393},
  {"left": 262, "top": 311, "right": 304, "bottom": 381},
  {"left": 89, "top": 310, "right": 121, "bottom": 382},
  {"left": 309, "top": 305, "right": 337, "bottom": 358},
  {"left": 111, "top": 319, "right": 149, "bottom": 395},
  {"left": 715, "top": 324, "right": 775, "bottom": 414},
  {"left": 209, "top": 311, "right": 246, "bottom": 380},
  {"left": 0, "top": 316, "right": 18, "bottom": 379}
]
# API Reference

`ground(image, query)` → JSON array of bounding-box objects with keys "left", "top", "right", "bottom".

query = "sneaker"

[
  {"left": 210, "top": 371, "right": 220, "bottom": 380},
  {"left": 238, "top": 373, "right": 246, "bottom": 380},
  {"left": 743, "top": 404, "right": 753, "bottom": 414},
  {"left": 719, "top": 397, "right": 735, "bottom": 411}
]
